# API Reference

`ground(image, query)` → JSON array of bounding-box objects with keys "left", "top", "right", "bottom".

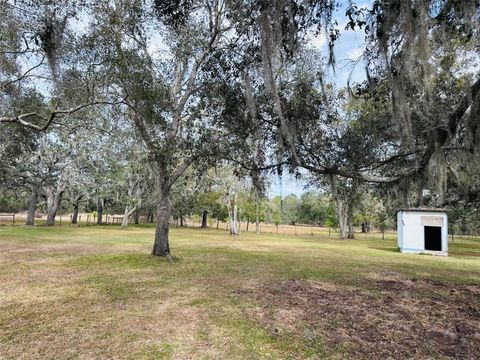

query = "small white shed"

[{"left": 397, "top": 209, "right": 448, "bottom": 255}]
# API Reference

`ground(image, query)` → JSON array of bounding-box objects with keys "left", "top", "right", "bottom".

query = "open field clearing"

[
  {"left": 2, "top": 1, "right": 480, "bottom": 359},
  {"left": 1, "top": 226, "right": 479, "bottom": 359},
  {"left": 0, "top": 213, "right": 397, "bottom": 238}
]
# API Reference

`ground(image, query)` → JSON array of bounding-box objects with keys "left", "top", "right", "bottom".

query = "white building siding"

[{"left": 397, "top": 210, "right": 448, "bottom": 255}]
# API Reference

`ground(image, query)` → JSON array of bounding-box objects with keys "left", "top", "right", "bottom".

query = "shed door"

[{"left": 424, "top": 226, "right": 442, "bottom": 251}]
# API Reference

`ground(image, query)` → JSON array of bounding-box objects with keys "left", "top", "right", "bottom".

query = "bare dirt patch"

[{"left": 234, "top": 278, "right": 480, "bottom": 359}]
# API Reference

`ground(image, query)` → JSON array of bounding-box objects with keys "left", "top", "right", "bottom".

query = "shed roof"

[{"left": 397, "top": 208, "right": 447, "bottom": 213}]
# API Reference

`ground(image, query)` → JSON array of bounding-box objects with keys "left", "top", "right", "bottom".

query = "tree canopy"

[{"left": 1, "top": 0, "right": 479, "bottom": 251}]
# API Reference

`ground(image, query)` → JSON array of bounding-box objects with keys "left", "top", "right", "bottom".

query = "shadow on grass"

[
  {"left": 70, "top": 252, "right": 177, "bottom": 269},
  {"left": 368, "top": 246, "right": 401, "bottom": 253}
]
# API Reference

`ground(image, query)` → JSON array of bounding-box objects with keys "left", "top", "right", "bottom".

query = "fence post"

[
  {"left": 59, "top": 215, "right": 62, "bottom": 226},
  {"left": 79, "top": 215, "right": 82, "bottom": 225},
  {"left": 13, "top": 213, "right": 15, "bottom": 226}
]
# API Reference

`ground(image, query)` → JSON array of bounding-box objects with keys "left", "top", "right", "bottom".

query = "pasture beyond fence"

[
  {"left": 1, "top": 212, "right": 389, "bottom": 238},
  {"left": 0, "top": 213, "right": 15, "bottom": 226},
  {"left": 3, "top": 212, "right": 478, "bottom": 240}
]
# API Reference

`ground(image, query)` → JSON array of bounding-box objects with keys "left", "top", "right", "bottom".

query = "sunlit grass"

[{"left": 0, "top": 225, "right": 479, "bottom": 359}]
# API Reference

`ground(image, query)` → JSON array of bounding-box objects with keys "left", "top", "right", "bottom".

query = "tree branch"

[
  {"left": 168, "top": 1, "right": 224, "bottom": 140},
  {"left": 170, "top": 154, "right": 198, "bottom": 185},
  {"left": 0, "top": 99, "right": 125, "bottom": 131},
  {"left": 1, "top": 56, "right": 46, "bottom": 89}
]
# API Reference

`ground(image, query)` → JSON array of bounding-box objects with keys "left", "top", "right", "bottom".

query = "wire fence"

[{"left": 2, "top": 213, "right": 479, "bottom": 241}]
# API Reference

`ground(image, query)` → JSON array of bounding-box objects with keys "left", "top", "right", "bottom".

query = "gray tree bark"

[
  {"left": 330, "top": 174, "right": 357, "bottom": 240},
  {"left": 152, "top": 181, "right": 171, "bottom": 258},
  {"left": 255, "top": 199, "right": 260, "bottom": 234},
  {"left": 46, "top": 190, "right": 64, "bottom": 226},
  {"left": 337, "top": 202, "right": 348, "bottom": 239},
  {"left": 26, "top": 186, "right": 38, "bottom": 226},
  {"left": 229, "top": 200, "right": 239, "bottom": 235},
  {"left": 133, "top": 195, "right": 143, "bottom": 225},
  {"left": 201, "top": 210, "right": 208, "bottom": 228},
  {"left": 97, "top": 197, "right": 104, "bottom": 224},
  {"left": 347, "top": 208, "right": 355, "bottom": 239},
  {"left": 121, "top": 206, "right": 136, "bottom": 229},
  {"left": 71, "top": 204, "right": 79, "bottom": 224},
  {"left": 330, "top": 175, "right": 348, "bottom": 239},
  {"left": 147, "top": 209, "right": 154, "bottom": 223}
]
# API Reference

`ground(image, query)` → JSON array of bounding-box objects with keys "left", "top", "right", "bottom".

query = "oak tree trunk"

[
  {"left": 72, "top": 204, "right": 79, "bottom": 224},
  {"left": 330, "top": 174, "right": 352, "bottom": 240},
  {"left": 147, "top": 210, "right": 154, "bottom": 223},
  {"left": 337, "top": 202, "right": 348, "bottom": 239},
  {"left": 361, "top": 223, "right": 367, "bottom": 233},
  {"left": 46, "top": 191, "right": 63, "bottom": 226},
  {"left": 255, "top": 200, "right": 260, "bottom": 234},
  {"left": 97, "top": 198, "right": 104, "bottom": 224},
  {"left": 152, "top": 184, "right": 171, "bottom": 257},
  {"left": 347, "top": 208, "right": 355, "bottom": 239},
  {"left": 46, "top": 205, "right": 57, "bottom": 226},
  {"left": 26, "top": 186, "right": 38, "bottom": 226},
  {"left": 201, "top": 210, "right": 208, "bottom": 228},
  {"left": 121, "top": 206, "right": 136, "bottom": 229},
  {"left": 122, "top": 206, "right": 130, "bottom": 228},
  {"left": 229, "top": 201, "right": 239, "bottom": 235}
]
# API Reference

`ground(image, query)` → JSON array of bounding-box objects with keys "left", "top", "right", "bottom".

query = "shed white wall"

[{"left": 397, "top": 211, "right": 448, "bottom": 253}]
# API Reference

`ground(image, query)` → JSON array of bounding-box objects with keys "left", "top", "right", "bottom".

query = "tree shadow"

[{"left": 369, "top": 246, "right": 400, "bottom": 253}]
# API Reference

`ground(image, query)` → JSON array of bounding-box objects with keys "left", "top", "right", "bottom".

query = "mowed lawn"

[{"left": 0, "top": 226, "right": 479, "bottom": 359}]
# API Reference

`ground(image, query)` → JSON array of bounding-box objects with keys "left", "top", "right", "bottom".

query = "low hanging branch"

[
  {"left": 349, "top": 75, "right": 480, "bottom": 184},
  {"left": 0, "top": 99, "right": 125, "bottom": 131},
  {"left": 295, "top": 73, "right": 480, "bottom": 184}
]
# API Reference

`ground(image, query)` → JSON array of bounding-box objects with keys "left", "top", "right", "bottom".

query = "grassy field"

[{"left": 0, "top": 225, "right": 479, "bottom": 359}]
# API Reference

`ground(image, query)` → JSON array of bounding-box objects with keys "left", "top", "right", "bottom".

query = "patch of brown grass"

[{"left": 235, "top": 278, "right": 480, "bottom": 359}]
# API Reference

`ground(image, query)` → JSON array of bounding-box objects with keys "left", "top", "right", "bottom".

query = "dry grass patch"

[
  {"left": 234, "top": 278, "right": 480, "bottom": 359},
  {"left": 1, "top": 225, "right": 479, "bottom": 359}
]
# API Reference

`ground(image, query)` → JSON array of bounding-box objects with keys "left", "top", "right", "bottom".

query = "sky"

[
  {"left": 268, "top": 173, "right": 309, "bottom": 198},
  {"left": 268, "top": 1, "right": 370, "bottom": 198}
]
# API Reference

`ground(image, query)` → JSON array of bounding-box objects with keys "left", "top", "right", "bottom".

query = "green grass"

[{"left": 0, "top": 225, "right": 479, "bottom": 359}]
